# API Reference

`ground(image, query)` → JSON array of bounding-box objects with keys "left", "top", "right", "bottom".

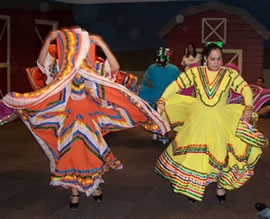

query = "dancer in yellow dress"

[{"left": 154, "top": 42, "right": 267, "bottom": 202}]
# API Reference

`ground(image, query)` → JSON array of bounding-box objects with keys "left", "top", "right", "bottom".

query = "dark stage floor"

[{"left": 0, "top": 118, "right": 269, "bottom": 219}]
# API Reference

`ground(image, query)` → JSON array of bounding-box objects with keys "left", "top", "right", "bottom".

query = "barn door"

[
  {"left": 201, "top": 17, "right": 243, "bottom": 74},
  {"left": 0, "top": 15, "right": 10, "bottom": 95},
  {"left": 34, "top": 19, "right": 58, "bottom": 59},
  {"left": 222, "top": 49, "right": 243, "bottom": 74}
]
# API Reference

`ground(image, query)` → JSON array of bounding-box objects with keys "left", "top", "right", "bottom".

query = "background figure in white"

[{"left": 181, "top": 42, "right": 202, "bottom": 71}]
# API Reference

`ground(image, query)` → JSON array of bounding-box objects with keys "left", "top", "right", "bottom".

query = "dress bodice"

[
  {"left": 190, "top": 67, "right": 233, "bottom": 107},
  {"left": 161, "top": 66, "right": 251, "bottom": 107}
]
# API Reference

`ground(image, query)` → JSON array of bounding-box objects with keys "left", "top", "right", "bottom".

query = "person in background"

[
  {"left": 139, "top": 47, "right": 180, "bottom": 108},
  {"left": 138, "top": 47, "right": 180, "bottom": 144},
  {"left": 155, "top": 42, "right": 267, "bottom": 203},
  {"left": 181, "top": 42, "right": 202, "bottom": 71},
  {"left": 2, "top": 27, "right": 170, "bottom": 209},
  {"left": 228, "top": 76, "right": 270, "bottom": 118},
  {"left": 256, "top": 77, "right": 265, "bottom": 88},
  {"left": 254, "top": 77, "right": 270, "bottom": 117}
]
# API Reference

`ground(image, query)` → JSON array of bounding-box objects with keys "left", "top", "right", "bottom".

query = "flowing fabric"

[
  {"left": 154, "top": 66, "right": 267, "bottom": 201},
  {"left": 229, "top": 84, "right": 270, "bottom": 112},
  {"left": 0, "top": 100, "right": 18, "bottom": 126},
  {"left": 2, "top": 27, "right": 170, "bottom": 196}
]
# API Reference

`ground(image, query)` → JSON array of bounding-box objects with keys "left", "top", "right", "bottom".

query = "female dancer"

[
  {"left": 155, "top": 42, "right": 267, "bottom": 202},
  {"left": 2, "top": 27, "right": 169, "bottom": 209}
]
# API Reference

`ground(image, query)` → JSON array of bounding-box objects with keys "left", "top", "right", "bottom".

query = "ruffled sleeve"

[
  {"left": 161, "top": 69, "right": 194, "bottom": 101},
  {"left": 229, "top": 69, "right": 253, "bottom": 106}
]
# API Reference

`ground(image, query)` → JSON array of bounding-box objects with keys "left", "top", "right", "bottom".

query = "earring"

[{"left": 203, "top": 58, "right": 207, "bottom": 66}]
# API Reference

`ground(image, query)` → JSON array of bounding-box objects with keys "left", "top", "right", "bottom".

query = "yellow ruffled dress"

[{"left": 154, "top": 66, "right": 264, "bottom": 201}]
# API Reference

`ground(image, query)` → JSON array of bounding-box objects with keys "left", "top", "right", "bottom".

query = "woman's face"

[
  {"left": 256, "top": 78, "right": 264, "bottom": 87},
  {"left": 205, "top": 49, "right": 223, "bottom": 71},
  {"left": 187, "top": 44, "right": 194, "bottom": 53}
]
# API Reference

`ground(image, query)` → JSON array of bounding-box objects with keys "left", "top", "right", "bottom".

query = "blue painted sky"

[{"left": 71, "top": 0, "right": 270, "bottom": 51}]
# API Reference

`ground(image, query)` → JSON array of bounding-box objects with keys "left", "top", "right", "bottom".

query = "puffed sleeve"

[
  {"left": 37, "top": 53, "right": 59, "bottom": 85},
  {"left": 229, "top": 69, "right": 253, "bottom": 106},
  {"left": 161, "top": 69, "right": 194, "bottom": 101}
]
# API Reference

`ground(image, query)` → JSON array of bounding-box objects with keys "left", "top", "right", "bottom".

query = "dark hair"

[
  {"left": 201, "top": 43, "right": 223, "bottom": 66},
  {"left": 257, "top": 77, "right": 265, "bottom": 83},
  {"left": 185, "top": 43, "right": 197, "bottom": 58},
  {"left": 156, "top": 47, "right": 170, "bottom": 67}
]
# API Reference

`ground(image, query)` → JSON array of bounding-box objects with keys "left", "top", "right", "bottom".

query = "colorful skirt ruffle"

[
  {"left": 3, "top": 27, "right": 170, "bottom": 196},
  {"left": 0, "top": 100, "right": 17, "bottom": 126},
  {"left": 154, "top": 94, "right": 265, "bottom": 201}
]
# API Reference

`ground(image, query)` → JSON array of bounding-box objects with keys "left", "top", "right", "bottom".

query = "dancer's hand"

[
  {"left": 38, "top": 30, "right": 60, "bottom": 67},
  {"left": 45, "top": 30, "right": 60, "bottom": 43},
  {"left": 89, "top": 35, "right": 107, "bottom": 48},
  {"left": 156, "top": 102, "right": 165, "bottom": 114},
  {"left": 89, "top": 34, "right": 120, "bottom": 73},
  {"left": 242, "top": 107, "right": 253, "bottom": 121}
]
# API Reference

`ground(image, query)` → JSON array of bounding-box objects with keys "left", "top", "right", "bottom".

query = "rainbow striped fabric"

[
  {"left": 154, "top": 66, "right": 265, "bottom": 201},
  {"left": 229, "top": 84, "right": 270, "bottom": 112},
  {"left": 0, "top": 100, "right": 17, "bottom": 126},
  {"left": 3, "top": 27, "right": 169, "bottom": 196},
  {"left": 236, "top": 118, "right": 268, "bottom": 148}
]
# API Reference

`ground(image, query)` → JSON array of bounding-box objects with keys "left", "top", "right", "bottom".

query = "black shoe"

[
  {"left": 255, "top": 202, "right": 267, "bottom": 211},
  {"left": 188, "top": 197, "right": 196, "bottom": 203},
  {"left": 216, "top": 187, "right": 226, "bottom": 203},
  {"left": 216, "top": 194, "right": 226, "bottom": 203},
  {"left": 93, "top": 188, "right": 103, "bottom": 203},
  {"left": 69, "top": 194, "right": 80, "bottom": 209}
]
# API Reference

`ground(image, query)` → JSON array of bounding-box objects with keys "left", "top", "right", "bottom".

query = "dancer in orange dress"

[{"left": 2, "top": 27, "right": 169, "bottom": 209}]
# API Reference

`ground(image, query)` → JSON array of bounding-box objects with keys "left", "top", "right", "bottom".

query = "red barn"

[
  {"left": 158, "top": 2, "right": 270, "bottom": 83},
  {"left": 0, "top": 6, "right": 74, "bottom": 95}
]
